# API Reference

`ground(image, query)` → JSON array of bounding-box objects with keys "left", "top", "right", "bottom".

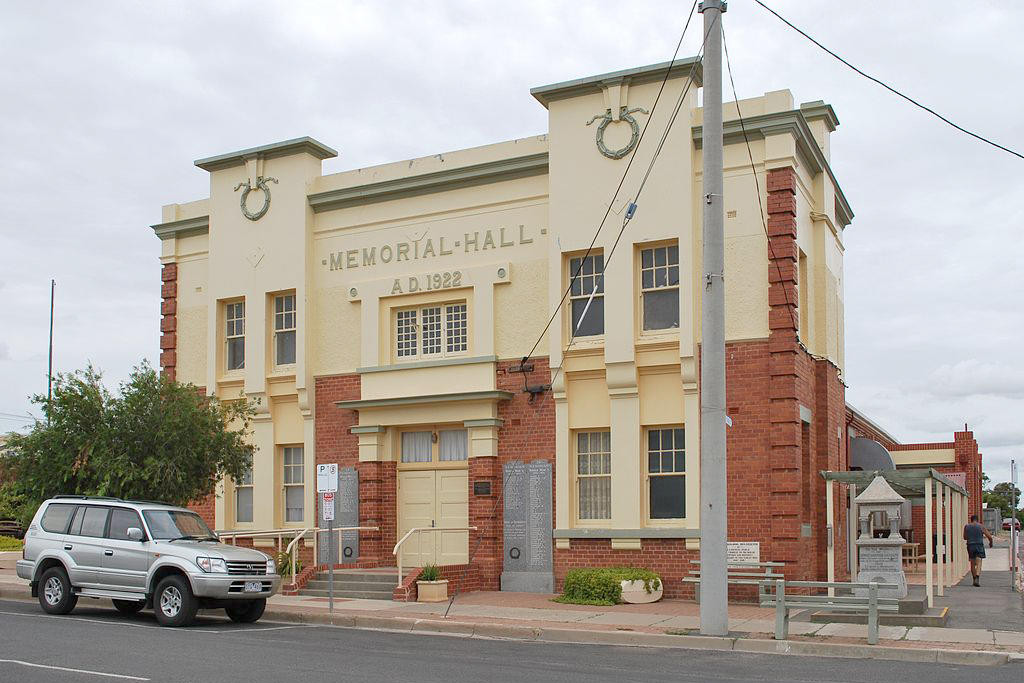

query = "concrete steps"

[{"left": 297, "top": 569, "right": 400, "bottom": 601}]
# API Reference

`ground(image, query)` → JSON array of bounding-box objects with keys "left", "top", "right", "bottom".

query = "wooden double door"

[{"left": 397, "top": 468, "right": 468, "bottom": 567}]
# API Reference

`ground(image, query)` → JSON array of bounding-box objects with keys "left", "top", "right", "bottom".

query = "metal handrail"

[
  {"left": 283, "top": 526, "right": 379, "bottom": 583},
  {"left": 392, "top": 526, "right": 478, "bottom": 587}
]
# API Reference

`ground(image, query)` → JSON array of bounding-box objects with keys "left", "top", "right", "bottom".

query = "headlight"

[
  {"left": 265, "top": 558, "right": 277, "bottom": 575},
  {"left": 196, "top": 557, "right": 227, "bottom": 573}
]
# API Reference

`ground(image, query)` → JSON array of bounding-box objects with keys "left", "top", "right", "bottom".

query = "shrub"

[
  {"left": 274, "top": 550, "right": 302, "bottom": 578},
  {"left": 418, "top": 564, "right": 441, "bottom": 581},
  {"left": 559, "top": 567, "right": 662, "bottom": 605},
  {"left": 0, "top": 536, "right": 23, "bottom": 551}
]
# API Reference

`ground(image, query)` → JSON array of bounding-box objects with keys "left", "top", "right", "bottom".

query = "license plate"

[{"left": 243, "top": 581, "right": 262, "bottom": 593}]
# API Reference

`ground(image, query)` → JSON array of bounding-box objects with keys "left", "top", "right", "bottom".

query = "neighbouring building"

[{"left": 152, "top": 58, "right": 911, "bottom": 599}]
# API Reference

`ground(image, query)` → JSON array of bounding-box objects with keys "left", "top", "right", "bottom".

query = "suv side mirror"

[{"left": 126, "top": 527, "right": 145, "bottom": 542}]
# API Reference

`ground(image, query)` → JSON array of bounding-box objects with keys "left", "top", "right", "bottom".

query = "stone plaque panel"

[
  {"left": 501, "top": 459, "right": 553, "bottom": 592},
  {"left": 318, "top": 467, "right": 359, "bottom": 564}
]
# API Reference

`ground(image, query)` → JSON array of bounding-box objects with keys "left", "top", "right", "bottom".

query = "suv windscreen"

[
  {"left": 40, "top": 503, "right": 76, "bottom": 533},
  {"left": 143, "top": 510, "right": 216, "bottom": 540}
]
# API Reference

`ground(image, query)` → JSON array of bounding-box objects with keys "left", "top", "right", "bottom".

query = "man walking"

[{"left": 963, "top": 514, "right": 994, "bottom": 587}]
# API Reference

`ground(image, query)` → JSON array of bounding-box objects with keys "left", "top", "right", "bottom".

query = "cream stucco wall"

[{"left": 153, "top": 63, "right": 849, "bottom": 538}]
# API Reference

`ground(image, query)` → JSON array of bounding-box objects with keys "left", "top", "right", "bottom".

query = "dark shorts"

[{"left": 967, "top": 543, "right": 986, "bottom": 559}]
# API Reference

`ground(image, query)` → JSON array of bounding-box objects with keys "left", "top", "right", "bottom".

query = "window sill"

[
  {"left": 359, "top": 355, "right": 495, "bottom": 374},
  {"left": 553, "top": 528, "right": 699, "bottom": 539}
]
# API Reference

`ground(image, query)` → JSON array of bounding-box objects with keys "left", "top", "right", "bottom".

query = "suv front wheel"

[
  {"left": 38, "top": 566, "right": 78, "bottom": 615},
  {"left": 225, "top": 599, "right": 266, "bottom": 623},
  {"left": 153, "top": 575, "right": 198, "bottom": 627}
]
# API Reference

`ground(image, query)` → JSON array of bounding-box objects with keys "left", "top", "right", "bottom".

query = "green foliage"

[
  {"left": 274, "top": 550, "right": 302, "bottom": 578},
  {"left": 551, "top": 595, "right": 616, "bottom": 606},
  {"left": 559, "top": 567, "right": 662, "bottom": 605},
  {"left": 0, "top": 362, "right": 255, "bottom": 524},
  {"left": 0, "top": 536, "right": 23, "bottom": 551},
  {"left": 984, "top": 481, "right": 1023, "bottom": 520},
  {"left": 418, "top": 563, "right": 441, "bottom": 581}
]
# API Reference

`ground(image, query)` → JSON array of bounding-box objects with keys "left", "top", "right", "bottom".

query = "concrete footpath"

[{"left": 2, "top": 550, "right": 1022, "bottom": 667}]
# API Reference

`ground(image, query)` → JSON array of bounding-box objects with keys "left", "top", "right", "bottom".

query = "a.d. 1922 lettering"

[{"left": 390, "top": 270, "right": 462, "bottom": 295}]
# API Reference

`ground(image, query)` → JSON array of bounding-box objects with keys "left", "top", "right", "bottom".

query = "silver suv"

[{"left": 16, "top": 496, "right": 281, "bottom": 627}]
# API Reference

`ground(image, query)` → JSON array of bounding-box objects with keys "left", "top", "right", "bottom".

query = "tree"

[
  {"left": 984, "top": 481, "right": 1022, "bottom": 520},
  {"left": 0, "top": 362, "right": 254, "bottom": 524}
]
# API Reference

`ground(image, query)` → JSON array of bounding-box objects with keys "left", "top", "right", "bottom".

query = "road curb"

[
  {"left": 257, "top": 606, "right": 1015, "bottom": 667},
  {"left": 0, "top": 590, "right": 1014, "bottom": 667}
]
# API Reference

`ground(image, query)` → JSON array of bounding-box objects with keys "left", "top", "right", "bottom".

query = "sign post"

[{"left": 317, "top": 464, "right": 339, "bottom": 613}]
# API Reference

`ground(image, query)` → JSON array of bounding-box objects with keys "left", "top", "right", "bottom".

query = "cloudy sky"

[{"left": 0, "top": 1, "right": 1021, "bottom": 484}]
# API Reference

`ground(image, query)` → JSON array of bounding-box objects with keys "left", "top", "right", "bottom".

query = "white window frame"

[
  {"left": 225, "top": 301, "right": 245, "bottom": 371},
  {"left": 398, "top": 427, "right": 469, "bottom": 467},
  {"left": 574, "top": 430, "right": 611, "bottom": 521},
  {"left": 282, "top": 446, "right": 304, "bottom": 524},
  {"left": 645, "top": 426, "right": 686, "bottom": 522},
  {"left": 235, "top": 467, "right": 253, "bottom": 524},
  {"left": 393, "top": 301, "right": 468, "bottom": 362},
  {"left": 567, "top": 253, "right": 605, "bottom": 338},
  {"left": 273, "top": 293, "right": 297, "bottom": 367},
  {"left": 639, "top": 243, "right": 680, "bottom": 332}
]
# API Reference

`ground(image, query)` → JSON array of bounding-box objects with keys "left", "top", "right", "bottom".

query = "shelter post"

[
  {"left": 925, "top": 479, "right": 933, "bottom": 607},
  {"left": 936, "top": 481, "right": 945, "bottom": 596},
  {"left": 945, "top": 483, "right": 953, "bottom": 586},
  {"left": 826, "top": 478, "right": 835, "bottom": 595}
]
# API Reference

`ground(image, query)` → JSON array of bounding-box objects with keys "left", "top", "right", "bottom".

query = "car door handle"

[
  {"left": 64, "top": 545, "right": 73, "bottom": 551},
  {"left": 104, "top": 550, "right": 114, "bottom": 556}
]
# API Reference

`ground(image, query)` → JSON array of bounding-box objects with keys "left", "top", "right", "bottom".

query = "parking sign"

[
  {"left": 317, "top": 463, "right": 338, "bottom": 493},
  {"left": 322, "top": 491, "right": 335, "bottom": 521}
]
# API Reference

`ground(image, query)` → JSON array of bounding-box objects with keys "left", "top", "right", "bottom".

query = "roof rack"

[
  {"left": 125, "top": 499, "right": 174, "bottom": 506},
  {"left": 52, "top": 495, "right": 125, "bottom": 502}
]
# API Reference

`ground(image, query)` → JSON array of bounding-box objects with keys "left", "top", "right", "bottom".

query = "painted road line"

[{"left": 0, "top": 659, "right": 150, "bottom": 681}]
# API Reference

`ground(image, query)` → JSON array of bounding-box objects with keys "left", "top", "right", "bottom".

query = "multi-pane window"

[
  {"left": 569, "top": 254, "right": 604, "bottom": 336},
  {"left": 236, "top": 467, "right": 253, "bottom": 524},
  {"left": 439, "top": 429, "right": 468, "bottom": 461},
  {"left": 647, "top": 427, "right": 686, "bottom": 519},
  {"left": 401, "top": 431, "right": 432, "bottom": 463},
  {"left": 225, "top": 301, "right": 245, "bottom": 370},
  {"left": 283, "top": 447, "right": 304, "bottom": 523},
  {"left": 640, "top": 244, "right": 680, "bottom": 331},
  {"left": 394, "top": 302, "right": 468, "bottom": 361},
  {"left": 576, "top": 431, "right": 611, "bottom": 520},
  {"left": 274, "top": 294, "right": 296, "bottom": 366}
]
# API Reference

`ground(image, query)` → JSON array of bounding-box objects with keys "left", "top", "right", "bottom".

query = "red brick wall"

[
  {"left": 189, "top": 493, "right": 215, "bottom": 529},
  {"left": 314, "top": 373, "right": 400, "bottom": 568},
  {"left": 555, "top": 539, "right": 698, "bottom": 599},
  {"left": 159, "top": 263, "right": 177, "bottom": 381}
]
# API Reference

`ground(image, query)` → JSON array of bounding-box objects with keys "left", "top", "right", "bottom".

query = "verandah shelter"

[{"left": 821, "top": 469, "right": 970, "bottom": 607}]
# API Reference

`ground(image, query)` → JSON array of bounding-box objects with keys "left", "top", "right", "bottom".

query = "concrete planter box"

[
  {"left": 620, "top": 579, "right": 662, "bottom": 604},
  {"left": 417, "top": 579, "right": 449, "bottom": 603}
]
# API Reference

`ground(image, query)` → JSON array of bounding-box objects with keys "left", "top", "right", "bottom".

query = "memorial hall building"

[{"left": 152, "top": 59, "right": 982, "bottom": 598}]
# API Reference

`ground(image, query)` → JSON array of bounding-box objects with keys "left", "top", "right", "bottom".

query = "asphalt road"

[{"left": 0, "top": 599, "right": 1020, "bottom": 683}]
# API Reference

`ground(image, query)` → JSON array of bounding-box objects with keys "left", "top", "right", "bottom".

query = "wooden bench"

[
  {"left": 682, "top": 561, "right": 785, "bottom": 601},
  {"left": 758, "top": 579, "right": 900, "bottom": 645}
]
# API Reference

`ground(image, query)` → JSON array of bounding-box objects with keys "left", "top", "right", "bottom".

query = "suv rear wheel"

[
  {"left": 38, "top": 566, "right": 78, "bottom": 615},
  {"left": 225, "top": 599, "right": 266, "bottom": 623},
  {"left": 153, "top": 575, "right": 198, "bottom": 627}
]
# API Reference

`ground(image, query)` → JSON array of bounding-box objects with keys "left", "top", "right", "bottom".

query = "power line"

[
  {"left": 752, "top": 0, "right": 1024, "bottom": 160},
  {"left": 519, "top": 0, "right": 701, "bottom": 372}
]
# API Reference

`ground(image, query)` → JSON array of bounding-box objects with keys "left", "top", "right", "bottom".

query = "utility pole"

[
  {"left": 47, "top": 279, "right": 55, "bottom": 422},
  {"left": 698, "top": 0, "right": 728, "bottom": 636}
]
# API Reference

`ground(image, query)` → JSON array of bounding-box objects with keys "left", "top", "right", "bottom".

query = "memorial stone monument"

[
  {"left": 500, "top": 459, "right": 553, "bottom": 593},
  {"left": 854, "top": 475, "right": 908, "bottom": 598},
  {"left": 318, "top": 467, "right": 359, "bottom": 564}
]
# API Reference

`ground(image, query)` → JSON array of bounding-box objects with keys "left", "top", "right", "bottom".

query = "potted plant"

[{"left": 416, "top": 564, "right": 448, "bottom": 602}]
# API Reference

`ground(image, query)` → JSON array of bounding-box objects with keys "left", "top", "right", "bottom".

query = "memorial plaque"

[
  {"left": 727, "top": 541, "right": 760, "bottom": 566},
  {"left": 318, "top": 467, "right": 359, "bottom": 564},
  {"left": 473, "top": 480, "right": 492, "bottom": 496},
  {"left": 858, "top": 546, "right": 900, "bottom": 572},
  {"left": 501, "top": 459, "right": 553, "bottom": 592}
]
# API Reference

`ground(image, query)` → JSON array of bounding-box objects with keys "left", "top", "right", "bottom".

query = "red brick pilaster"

[
  {"left": 766, "top": 167, "right": 802, "bottom": 567},
  {"left": 160, "top": 263, "right": 178, "bottom": 381}
]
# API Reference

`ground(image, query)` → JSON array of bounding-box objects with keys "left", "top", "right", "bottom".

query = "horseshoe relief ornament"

[
  {"left": 233, "top": 175, "right": 279, "bottom": 221},
  {"left": 586, "top": 106, "right": 650, "bottom": 159}
]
